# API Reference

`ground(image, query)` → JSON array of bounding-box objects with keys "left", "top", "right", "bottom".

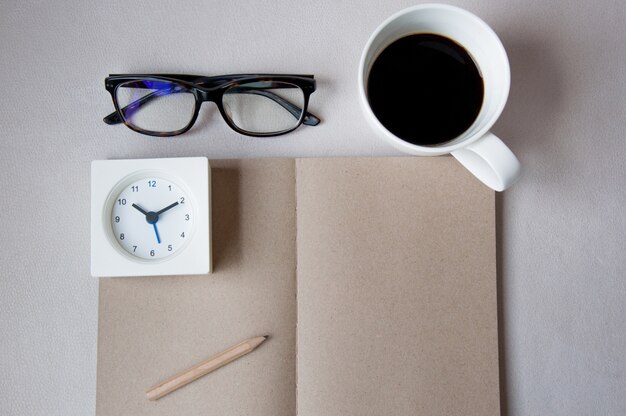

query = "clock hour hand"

[
  {"left": 133, "top": 203, "right": 160, "bottom": 229},
  {"left": 132, "top": 203, "right": 149, "bottom": 216},
  {"left": 156, "top": 201, "right": 179, "bottom": 215}
]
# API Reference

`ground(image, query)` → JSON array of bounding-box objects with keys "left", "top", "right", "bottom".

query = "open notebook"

[{"left": 96, "top": 158, "right": 499, "bottom": 416}]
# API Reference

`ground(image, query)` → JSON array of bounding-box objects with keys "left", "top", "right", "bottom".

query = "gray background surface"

[{"left": 0, "top": 0, "right": 624, "bottom": 415}]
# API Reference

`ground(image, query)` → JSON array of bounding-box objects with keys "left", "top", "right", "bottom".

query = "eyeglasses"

[{"left": 103, "top": 74, "right": 320, "bottom": 137}]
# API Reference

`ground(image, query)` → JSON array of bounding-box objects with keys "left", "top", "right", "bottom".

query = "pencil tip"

[{"left": 263, "top": 335, "right": 270, "bottom": 340}]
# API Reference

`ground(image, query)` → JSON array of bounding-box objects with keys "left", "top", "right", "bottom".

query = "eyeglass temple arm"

[
  {"left": 103, "top": 87, "right": 320, "bottom": 126},
  {"left": 103, "top": 111, "right": 123, "bottom": 125}
]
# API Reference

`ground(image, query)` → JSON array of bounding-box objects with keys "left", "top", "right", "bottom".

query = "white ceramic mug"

[{"left": 358, "top": 4, "right": 521, "bottom": 191}]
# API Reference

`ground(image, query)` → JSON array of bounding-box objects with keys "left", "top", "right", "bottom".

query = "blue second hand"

[{"left": 153, "top": 223, "right": 161, "bottom": 244}]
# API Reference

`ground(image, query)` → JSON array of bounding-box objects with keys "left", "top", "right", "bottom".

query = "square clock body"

[{"left": 91, "top": 157, "right": 211, "bottom": 277}]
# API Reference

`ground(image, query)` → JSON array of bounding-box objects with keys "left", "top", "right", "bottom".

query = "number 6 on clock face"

[{"left": 111, "top": 177, "right": 194, "bottom": 260}]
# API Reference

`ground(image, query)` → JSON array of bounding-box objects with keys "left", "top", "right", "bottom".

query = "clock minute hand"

[{"left": 156, "top": 201, "right": 179, "bottom": 215}]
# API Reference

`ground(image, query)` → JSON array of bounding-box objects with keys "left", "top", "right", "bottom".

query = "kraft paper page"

[
  {"left": 296, "top": 158, "right": 499, "bottom": 416},
  {"left": 97, "top": 159, "right": 297, "bottom": 416}
]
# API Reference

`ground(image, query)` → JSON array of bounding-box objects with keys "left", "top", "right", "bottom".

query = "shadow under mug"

[{"left": 358, "top": 3, "right": 521, "bottom": 191}]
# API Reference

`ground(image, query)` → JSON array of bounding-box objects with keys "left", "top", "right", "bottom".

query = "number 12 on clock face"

[{"left": 110, "top": 177, "right": 194, "bottom": 260}]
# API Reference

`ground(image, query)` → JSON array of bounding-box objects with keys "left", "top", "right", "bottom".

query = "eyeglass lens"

[
  {"left": 222, "top": 81, "right": 305, "bottom": 134},
  {"left": 115, "top": 80, "right": 196, "bottom": 133}
]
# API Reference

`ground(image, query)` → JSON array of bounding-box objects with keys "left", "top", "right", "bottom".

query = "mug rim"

[{"left": 358, "top": 3, "right": 511, "bottom": 155}]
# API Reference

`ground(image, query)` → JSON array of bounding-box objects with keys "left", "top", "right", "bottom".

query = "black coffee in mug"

[{"left": 367, "top": 33, "right": 484, "bottom": 146}]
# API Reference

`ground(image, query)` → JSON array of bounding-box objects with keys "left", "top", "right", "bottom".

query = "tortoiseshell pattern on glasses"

[{"left": 104, "top": 74, "right": 320, "bottom": 137}]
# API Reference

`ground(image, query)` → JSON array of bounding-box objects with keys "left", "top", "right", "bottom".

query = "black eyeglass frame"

[{"left": 104, "top": 74, "right": 320, "bottom": 137}]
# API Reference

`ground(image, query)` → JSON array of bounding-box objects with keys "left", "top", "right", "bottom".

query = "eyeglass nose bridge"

[
  {"left": 193, "top": 88, "right": 231, "bottom": 128},
  {"left": 195, "top": 88, "right": 219, "bottom": 104}
]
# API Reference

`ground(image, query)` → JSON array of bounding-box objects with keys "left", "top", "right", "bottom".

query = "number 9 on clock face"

[{"left": 111, "top": 177, "right": 193, "bottom": 260}]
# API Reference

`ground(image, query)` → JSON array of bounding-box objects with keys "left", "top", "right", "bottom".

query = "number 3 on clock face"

[{"left": 110, "top": 177, "right": 193, "bottom": 260}]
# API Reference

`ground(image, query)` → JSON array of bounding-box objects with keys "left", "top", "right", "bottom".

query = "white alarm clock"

[{"left": 91, "top": 157, "right": 211, "bottom": 277}]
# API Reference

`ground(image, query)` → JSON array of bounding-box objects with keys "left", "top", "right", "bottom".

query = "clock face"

[{"left": 110, "top": 177, "right": 193, "bottom": 260}]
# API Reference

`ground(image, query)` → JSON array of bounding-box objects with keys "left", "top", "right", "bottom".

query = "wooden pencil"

[{"left": 146, "top": 335, "right": 268, "bottom": 401}]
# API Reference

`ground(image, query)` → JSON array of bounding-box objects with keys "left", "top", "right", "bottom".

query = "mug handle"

[{"left": 451, "top": 132, "right": 521, "bottom": 191}]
